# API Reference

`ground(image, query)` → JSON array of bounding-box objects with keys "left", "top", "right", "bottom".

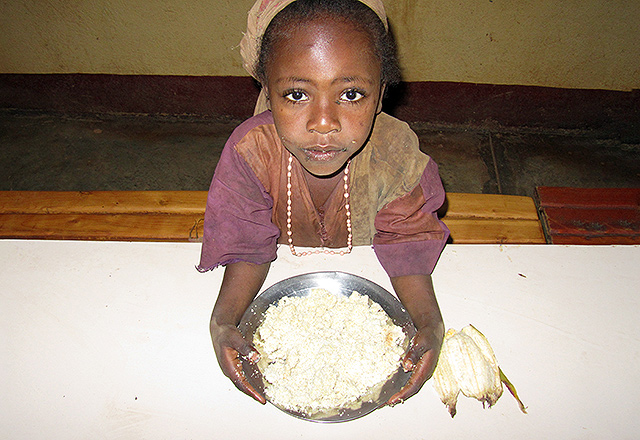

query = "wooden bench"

[{"left": 0, "top": 191, "right": 545, "bottom": 244}]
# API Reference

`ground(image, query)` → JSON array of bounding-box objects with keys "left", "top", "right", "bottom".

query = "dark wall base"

[
  {"left": 388, "top": 82, "right": 638, "bottom": 138},
  {"left": 0, "top": 74, "right": 260, "bottom": 120},
  {"left": 1, "top": 74, "right": 638, "bottom": 140}
]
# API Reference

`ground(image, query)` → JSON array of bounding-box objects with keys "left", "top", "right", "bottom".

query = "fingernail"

[{"left": 248, "top": 350, "right": 260, "bottom": 363}]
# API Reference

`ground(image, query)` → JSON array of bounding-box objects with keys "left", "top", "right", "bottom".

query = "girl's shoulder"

[
  {"left": 361, "top": 112, "right": 431, "bottom": 178},
  {"left": 226, "top": 111, "right": 278, "bottom": 150},
  {"left": 351, "top": 112, "right": 433, "bottom": 214},
  {"left": 368, "top": 112, "right": 424, "bottom": 158},
  {"left": 227, "top": 110, "right": 281, "bottom": 167},
  {"left": 223, "top": 111, "right": 282, "bottom": 193}
]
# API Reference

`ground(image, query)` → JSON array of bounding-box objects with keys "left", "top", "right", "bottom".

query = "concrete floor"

[{"left": 1, "top": 110, "right": 639, "bottom": 197}]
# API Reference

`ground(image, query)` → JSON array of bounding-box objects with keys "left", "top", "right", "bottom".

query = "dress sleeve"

[
  {"left": 372, "top": 159, "right": 450, "bottom": 277},
  {"left": 197, "top": 143, "right": 280, "bottom": 272}
]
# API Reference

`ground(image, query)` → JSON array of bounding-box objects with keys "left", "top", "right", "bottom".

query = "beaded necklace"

[{"left": 286, "top": 153, "right": 353, "bottom": 256}]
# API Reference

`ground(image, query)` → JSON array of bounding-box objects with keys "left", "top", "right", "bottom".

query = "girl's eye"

[
  {"left": 340, "top": 89, "right": 365, "bottom": 102},
  {"left": 284, "top": 90, "right": 308, "bottom": 102}
]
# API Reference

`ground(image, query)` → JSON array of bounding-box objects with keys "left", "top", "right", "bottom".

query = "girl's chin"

[
  {"left": 301, "top": 162, "right": 346, "bottom": 177},
  {"left": 296, "top": 154, "right": 349, "bottom": 177}
]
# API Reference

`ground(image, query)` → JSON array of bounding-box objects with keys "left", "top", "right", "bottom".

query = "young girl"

[{"left": 198, "top": 0, "right": 449, "bottom": 407}]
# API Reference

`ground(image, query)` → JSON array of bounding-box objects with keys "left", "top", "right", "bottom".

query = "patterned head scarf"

[{"left": 240, "top": 0, "right": 389, "bottom": 80}]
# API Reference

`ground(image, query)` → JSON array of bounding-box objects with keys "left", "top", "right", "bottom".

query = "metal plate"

[{"left": 238, "top": 271, "right": 416, "bottom": 423}]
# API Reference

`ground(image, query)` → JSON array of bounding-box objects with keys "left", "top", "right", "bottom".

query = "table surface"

[{"left": 2, "top": 240, "right": 639, "bottom": 439}]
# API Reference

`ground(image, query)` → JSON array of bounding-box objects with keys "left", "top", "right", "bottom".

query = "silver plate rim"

[{"left": 238, "top": 271, "right": 416, "bottom": 423}]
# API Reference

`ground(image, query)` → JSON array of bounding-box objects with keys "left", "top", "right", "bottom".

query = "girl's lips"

[{"left": 302, "top": 147, "right": 345, "bottom": 162}]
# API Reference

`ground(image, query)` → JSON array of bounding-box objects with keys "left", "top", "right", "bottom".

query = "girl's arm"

[
  {"left": 387, "top": 273, "right": 444, "bottom": 405},
  {"left": 210, "top": 261, "right": 271, "bottom": 404}
]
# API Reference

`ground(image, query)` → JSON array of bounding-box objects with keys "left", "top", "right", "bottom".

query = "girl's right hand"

[{"left": 210, "top": 320, "right": 266, "bottom": 404}]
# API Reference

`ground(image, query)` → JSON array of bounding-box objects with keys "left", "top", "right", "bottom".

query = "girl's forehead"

[
  {"left": 274, "top": 18, "right": 377, "bottom": 59},
  {"left": 270, "top": 20, "right": 379, "bottom": 72},
  {"left": 287, "top": 14, "right": 370, "bottom": 37}
]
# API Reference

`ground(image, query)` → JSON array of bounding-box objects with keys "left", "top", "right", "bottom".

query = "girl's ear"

[
  {"left": 376, "top": 84, "right": 386, "bottom": 114},
  {"left": 264, "top": 86, "right": 272, "bottom": 110}
]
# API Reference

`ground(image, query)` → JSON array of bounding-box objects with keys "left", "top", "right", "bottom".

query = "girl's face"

[{"left": 264, "top": 18, "right": 384, "bottom": 177}]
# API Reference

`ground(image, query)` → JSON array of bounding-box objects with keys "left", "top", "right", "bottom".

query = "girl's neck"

[{"left": 301, "top": 167, "right": 344, "bottom": 210}]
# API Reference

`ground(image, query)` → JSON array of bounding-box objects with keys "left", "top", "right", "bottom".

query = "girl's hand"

[
  {"left": 210, "top": 319, "right": 266, "bottom": 404},
  {"left": 209, "top": 261, "right": 271, "bottom": 404},
  {"left": 387, "top": 273, "right": 444, "bottom": 406},
  {"left": 387, "top": 322, "right": 443, "bottom": 405}
]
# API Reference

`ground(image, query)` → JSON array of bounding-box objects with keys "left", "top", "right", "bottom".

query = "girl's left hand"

[{"left": 387, "top": 323, "right": 443, "bottom": 406}]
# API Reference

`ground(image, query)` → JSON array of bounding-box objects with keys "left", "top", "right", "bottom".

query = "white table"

[{"left": 2, "top": 240, "right": 639, "bottom": 439}]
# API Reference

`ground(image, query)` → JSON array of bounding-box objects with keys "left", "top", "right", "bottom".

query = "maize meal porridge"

[{"left": 254, "top": 288, "right": 406, "bottom": 416}]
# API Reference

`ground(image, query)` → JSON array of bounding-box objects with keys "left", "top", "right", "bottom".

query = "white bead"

[{"left": 286, "top": 153, "right": 352, "bottom": 257}]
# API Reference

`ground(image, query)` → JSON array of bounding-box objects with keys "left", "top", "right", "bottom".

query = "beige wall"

[{"left": 1, "top": 0, "right": 638, "bottom": 91}]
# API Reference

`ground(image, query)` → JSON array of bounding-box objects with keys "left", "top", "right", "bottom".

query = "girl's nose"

[{"left": 307, "top": 100, "right": 341, "bottom": 134}]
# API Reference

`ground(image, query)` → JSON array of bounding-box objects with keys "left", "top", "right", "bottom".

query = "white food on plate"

[{"left": 254, "top": 288, "right": 406, "bottom": 415}]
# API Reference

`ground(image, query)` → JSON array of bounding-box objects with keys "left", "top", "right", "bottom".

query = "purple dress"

[{"left": 198, "top": 111, "right": 449, "bottom": 277}]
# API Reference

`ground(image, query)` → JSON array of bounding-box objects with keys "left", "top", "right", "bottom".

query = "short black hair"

[{"left": 256, "top": 0, "right": 401, "bottom": 86}]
